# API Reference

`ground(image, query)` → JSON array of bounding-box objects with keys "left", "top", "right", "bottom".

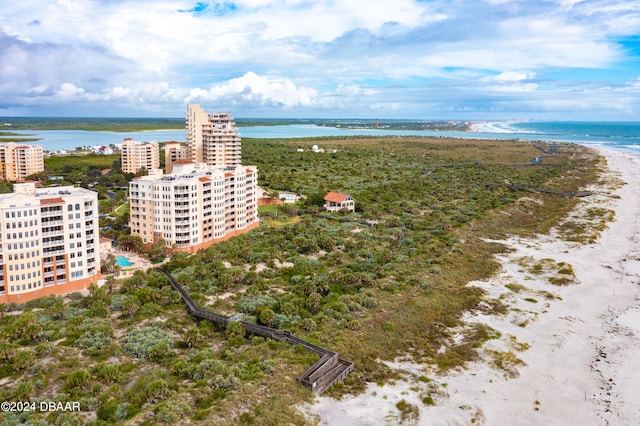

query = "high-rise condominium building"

[
  {"left": 186, "top": 104, "right": 241, "bottom": 166},
  {"left": 121, "top": 138, "right": 160, "bottom": 174},
  {"left": 128, "top": 163, "right": 258, "bottom": 254},
  {"left": 0, "top": 143, "right": 45, "bottom": 182},
  {"left": 0, "top": 182, "right": 100, "bottom": 303}
]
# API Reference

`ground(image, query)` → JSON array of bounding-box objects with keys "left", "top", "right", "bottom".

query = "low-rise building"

[
  {"left": 324, "top": 192, "right": 355, "bottom": 212},
  {"left": 128, "top": 162, "right": 259, "bottom": 253},
  {"left": 0, "top": 182, "right": 100, "bottom": 303}
]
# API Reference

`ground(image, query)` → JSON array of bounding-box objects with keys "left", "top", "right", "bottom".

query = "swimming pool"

[{"left": 115, "top": 255, "right": 134, "bottom": 267}]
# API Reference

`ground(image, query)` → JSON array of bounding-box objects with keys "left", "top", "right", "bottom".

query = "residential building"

[
  {"left": 186, "top": 104, "right": 241, "bottom": 166},
  {"left": 0, "top": 182, "right": 100, "bottom": 303},
  {"left": 121, "top": 138, "right": 160, "bottom": 174},
  {"left": 164, "top": 141, "right": 190, "bottom": 174},
  {"left": 128, "top": 162, "right": 258, "bottom": 254},
  {"left": 324, "top": 192, "right": 355, "bottom": 212},
  {"left": 0, "top": 143, "right": 44, "bottom": 182}
]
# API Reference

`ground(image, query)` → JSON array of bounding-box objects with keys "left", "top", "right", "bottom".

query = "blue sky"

[{"left": 1, "top": 0, "right": 639, "bottom": 120}]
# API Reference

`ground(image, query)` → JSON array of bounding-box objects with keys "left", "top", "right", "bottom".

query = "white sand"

[{"left": 308, "top": 147, "right": 640, "bottom": 425}]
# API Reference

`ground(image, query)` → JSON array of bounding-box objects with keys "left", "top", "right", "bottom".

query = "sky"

[{"left": 1, "top": 0, "right": 640, "bottom": 120}]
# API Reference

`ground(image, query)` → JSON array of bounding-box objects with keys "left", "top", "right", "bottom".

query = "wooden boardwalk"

[{"left": 156, "top": 268, "right": 354, "bottom": 395}]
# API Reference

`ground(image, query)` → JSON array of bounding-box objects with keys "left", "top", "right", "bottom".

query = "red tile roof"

[
  {"left": 324, "top": 192, "right": 350, "bottom": 203},
  {"left": 40, "top": 197, "right": 64, "bottom": 205},
  {"left": 199, "top": 177, "right": 210, "bottom": 182}
]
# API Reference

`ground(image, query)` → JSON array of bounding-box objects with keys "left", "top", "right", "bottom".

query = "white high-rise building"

[
  {"left": 129, "top": 163, "right": 258, "bottom": 254},
  {"left": 186, "top": 104, "right": 241, "bottom": 166},
  {"left": 0, "top": 182, "right": 100, "bottom": 304}
]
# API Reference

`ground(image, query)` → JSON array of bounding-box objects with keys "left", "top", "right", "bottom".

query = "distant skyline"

[{"left": 1, "top": 1, "right": 639, "bottom": 120}]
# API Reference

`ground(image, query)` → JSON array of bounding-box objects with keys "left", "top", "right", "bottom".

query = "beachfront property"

[
  {"left": 0, "top": 182, "right": 100, "bottom": 304},
  {"left": 324, "top": 192, "right": 356, "bottom": 212},
  {"left": 0, "top": 143, "right": 45, "bottom": 182},
  {"left": 128, "top": 162, "right": 259, "bottom": 254},
  {"left": 121, "top": 138, "right": 160, "bottom": 174},
  {"left": 164, "top": 141, "right": 190, "bottom": 174},
  {"left": 186, "top": 104, "right": 242, "bottom": 166}
]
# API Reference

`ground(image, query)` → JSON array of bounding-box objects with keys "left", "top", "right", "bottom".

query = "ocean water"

[
  {"left": 4, "top": 121, "right": 640, "bottom": 152},
  {"left": 476, "top": 121, "right": 640, "bottom": 152}
]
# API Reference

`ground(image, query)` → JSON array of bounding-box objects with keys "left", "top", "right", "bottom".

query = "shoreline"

[{"left": 309, "top": 146, "right": 640, "bottom": 425}]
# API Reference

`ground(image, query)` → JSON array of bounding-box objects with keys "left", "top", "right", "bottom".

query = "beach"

[{"left": 309, "top": 147, "right": 640, "bottom": 425}]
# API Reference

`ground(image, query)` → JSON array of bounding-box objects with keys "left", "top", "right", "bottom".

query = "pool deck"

[{"left": 111, "top": 250, "right": 153, "bottom": 277}]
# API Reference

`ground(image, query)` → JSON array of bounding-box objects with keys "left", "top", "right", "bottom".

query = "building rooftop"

[{"left": 324, "top": 192, "right": 352, "bottom": 203}]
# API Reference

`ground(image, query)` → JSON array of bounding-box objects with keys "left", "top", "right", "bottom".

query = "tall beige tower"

[{"left": 186, "top": 104, "right": 241, "bottom": 166}]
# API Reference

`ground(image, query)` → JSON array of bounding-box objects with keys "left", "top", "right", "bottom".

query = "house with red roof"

[{"left": 324, "top": 192, "right": 355, "bottom": 212}]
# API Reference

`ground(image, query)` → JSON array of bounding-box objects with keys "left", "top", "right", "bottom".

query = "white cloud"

[
  {"left": 486, "top": 83, "right": 539, "bottom": 92},
  {"left": 336, "top": 84, "right": 379, "bottom": 96},
  {"left": 55, "top": 83, "right": 85, "bottom": 98},
  {"left": 185, "top": 72, "right": 318, "bottom": 107},
  {"left": 481, "top": 71, "right": 536, "bottom": 82},
  {"left": 27, "top": 85, "right": 49, "bottom": 94}
]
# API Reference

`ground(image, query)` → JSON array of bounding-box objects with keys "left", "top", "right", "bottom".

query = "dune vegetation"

[{"left": 0, "top": 136, "right": 602, "bottom": 425}]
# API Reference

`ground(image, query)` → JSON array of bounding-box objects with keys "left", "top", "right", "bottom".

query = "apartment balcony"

[
  {"left": 42, "top": 240, "right": 64, "bottom": 248},
  {"left": 43, "top": 248, "right": 65, "bottom": 256},
  {"left": 40, "top": 210, "right": 63, "bottom": 218}
]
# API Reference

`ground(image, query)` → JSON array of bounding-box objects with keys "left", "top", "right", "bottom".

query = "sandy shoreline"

[{"left": 308, "top": 147, "right": 640, "bottom": 425}]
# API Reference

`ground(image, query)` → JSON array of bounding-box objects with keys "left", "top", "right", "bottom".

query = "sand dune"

[{"left": 309, "top": 147, "right": 640, "bottom": 425}]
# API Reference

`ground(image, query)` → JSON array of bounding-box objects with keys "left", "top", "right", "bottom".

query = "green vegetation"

[
  {"left": 0, "top": 136, "right": 602, "bottom": 424},
  {"left": 0, "top": 118, "right": 184, "bottom": 132},
  {"left": 0, "top": 131, "right": 40, "bottom": 143}
]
